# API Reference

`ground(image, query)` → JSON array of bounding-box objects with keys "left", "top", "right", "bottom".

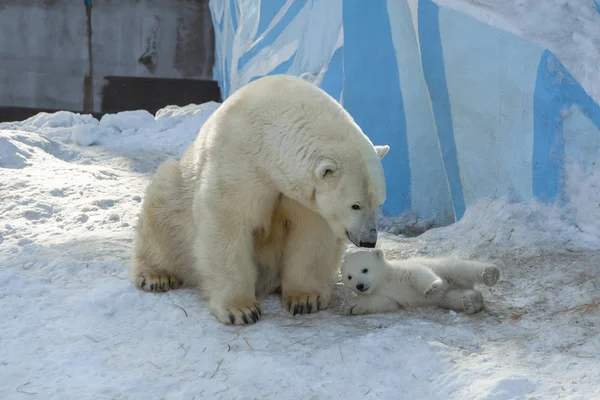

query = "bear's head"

[
  {"left": 312, "top": 144, "right": 389, "bottom": 248},
  {"left": 341, "top": 249, "right": 386, "bottom": 294}
]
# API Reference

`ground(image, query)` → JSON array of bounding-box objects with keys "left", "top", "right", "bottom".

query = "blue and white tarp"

[{"left": 208, "top": 0, "right": 600, "bottom": 225}]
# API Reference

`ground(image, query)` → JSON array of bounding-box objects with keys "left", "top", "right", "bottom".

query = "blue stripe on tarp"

[
  {"left": 237, "top": 0, "right": 305, "bottom": 70},
  {"left": 532, "top": 50, "right": 600, "bottom": 202},
  {"left": 247, "top": 47, "right": 297, "bottom": 85},
  {"left": 342, "top": 0, "right": 411, "bottom": 216},
  {"left": 229, "top": 0, "right": 239, "bottom": 33},
  {"left": 319, "top": 45, "right": 344, "bottom": 103},
  {"left": 418, "top": 0, "right": 465, "bottom": 221}
]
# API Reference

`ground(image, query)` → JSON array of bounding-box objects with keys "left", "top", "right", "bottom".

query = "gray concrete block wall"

[{"left": 0, "top": 0, "right": 215, "bottom": 114}]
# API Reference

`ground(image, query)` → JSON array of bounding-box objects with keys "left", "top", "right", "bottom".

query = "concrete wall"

[{"left": 0, "top": 0, "right": 215, "bottom": 114}]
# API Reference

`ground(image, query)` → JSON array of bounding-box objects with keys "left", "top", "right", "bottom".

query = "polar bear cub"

[
  {"left": 340, "top": 249, "right": 500, "bottom": 315},
  {"left": 130, "top": 74, "right": 390, "bottom": 326}
]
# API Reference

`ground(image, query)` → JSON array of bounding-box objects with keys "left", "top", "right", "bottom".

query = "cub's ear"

[
  {"left": 314, "top": 158, "right": 337, "bottom": 179},
  {"left": 372, "top": 249, "right": 384, "bottom": 258},
  {"left": 374, "top": 145, "right": 390, "bottom": 159}
]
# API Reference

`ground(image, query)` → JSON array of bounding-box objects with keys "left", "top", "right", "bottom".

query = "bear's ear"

[
  {"left": 374, "top": 145, "right": 390, "bottom": 159},
  {"left": 315, "top": 158, "right": 337, "bottom": 179},
  {"left": 372, "top": 249, "right": 384, "bottom": 259}
]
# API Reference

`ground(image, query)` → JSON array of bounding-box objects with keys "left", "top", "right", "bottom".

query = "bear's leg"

[
  {"left": 130, "top": 159, "right": 191, "bottom": 293},
  {"left": 196, "top": 212, "right": 263, "bottom": 326},
  {"left": 429, "top": 259, "right": 500, "bottom": 288},
  {"left": 279, "top": 214, "right": 342, "bottom": 316},
  {"left": 342, "top": 294, "right": 401, "bottom": 316},
  {"left": 281, "top": 248, "right": 329, "bottom": 316},
  {"left": 404, "top": 264, "right": 445, "bottom": 297},
  {"left": 439, "top": 289, "right": 484, "bottom": 314}
]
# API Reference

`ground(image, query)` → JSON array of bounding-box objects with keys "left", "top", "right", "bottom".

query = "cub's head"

[
  {"left": 341, "top": 249, "right": 387, "bottom": 294},
  {"left": 312, "top": 144, "right": 389, "bottom": 248}
]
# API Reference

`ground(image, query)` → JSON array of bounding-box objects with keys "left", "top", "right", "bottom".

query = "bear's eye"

[
  {"left": 362, "top": 268, "right": 368, "bottom": 274},
  {"left": 351, "top": 204, "right": 361, "bottom": 210},
  {"left": 348, "top": 275, "right": 352, "bottom": 280}
]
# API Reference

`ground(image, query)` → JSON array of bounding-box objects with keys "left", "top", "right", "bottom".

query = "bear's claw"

[
  {"left": 215, "top": 303, "right": 262, "bottom": 325},
  {"left": 135, "top": 274, "right": 182, "bottom": 293},
  {"left": 282, "top": 293, "right": 322, "bottom": 316}
]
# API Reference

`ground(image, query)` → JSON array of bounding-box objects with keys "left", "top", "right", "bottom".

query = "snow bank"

[{"left": 209, "top": 0, "right": 600, "bottom": 226}]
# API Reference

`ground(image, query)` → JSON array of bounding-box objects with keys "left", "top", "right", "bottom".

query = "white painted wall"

[
  {"left": 438, "top": 7, "right": 542, "bottom": 205},
  {"left": 209, "top": 0, "right": 600, "bottom": 223}
]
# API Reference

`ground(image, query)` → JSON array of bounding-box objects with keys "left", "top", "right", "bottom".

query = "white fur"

[
  {"left": 130, "top": 75, "right": 390, "bottom": 325},
  {"left": 340, "top": 249, "right": 500, "bottom": 315}
]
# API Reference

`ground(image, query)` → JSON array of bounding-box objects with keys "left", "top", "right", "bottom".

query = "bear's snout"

[
  {"left": 358, "top": 225, "right": 378, "bottom": 248},
  {"left": 359, "top": 240, "right": 376, "bottom": 248},
  {"left": 356, "top": 283, "right": 368, "bottom": 292}
]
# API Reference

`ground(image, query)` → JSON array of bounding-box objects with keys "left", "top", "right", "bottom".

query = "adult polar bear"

[{"left": 131, "top": 75, "right": 390, "bottom": 325}]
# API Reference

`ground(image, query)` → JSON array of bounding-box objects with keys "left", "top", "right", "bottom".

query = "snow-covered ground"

[{"left": 1, "top": 105, "right": 599, "bottom": 400}]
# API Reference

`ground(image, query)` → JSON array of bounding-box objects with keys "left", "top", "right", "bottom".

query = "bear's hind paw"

[
  {"left": 282, "top": 293, "right": 324, "bottom": 316},
  {"left": 135, "top": 274, "right": 182, "bottom": 292},
  {"left": 462, "top": 291, "right": 484, "bottom": 314},
  {"left": 482, "top": 266, "right": 500, "bottom": 286}
]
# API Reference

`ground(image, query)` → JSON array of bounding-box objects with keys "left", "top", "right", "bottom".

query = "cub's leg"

[
  {"left": 400, "top": 264, "right": 445, "bottom": 297},
  {"left": 439, "top": 289, "right": 484, "bottom": 314},
  {"left": 280, "top": 200, "right": 344, "bottom": 316},
  {"left": 424, "top": 258, "right": 500, "bottom": 288},
  {"left": 342, "top": 294, "right": 401, "bottom": 316},
  {"left": 131, "top": 160, "right": 193, "bottom": 292}
]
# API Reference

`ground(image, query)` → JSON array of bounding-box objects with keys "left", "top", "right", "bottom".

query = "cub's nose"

[{"left": 356, "top": 283, "right": 365, "bottom": 292}]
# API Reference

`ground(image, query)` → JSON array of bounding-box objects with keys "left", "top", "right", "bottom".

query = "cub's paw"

[
  {"left": 135, "top": 274, "right": 182, "bottom": 292},
  {"left": 424, "top": 278, "right": 444, "bottom": 297},
  {"left": 482, "top": 266, "right": 500, "bottom": 286},
  {"left": 462, "top": 291, "right": 484, "bottom": 314},
  {"left": 340, "top": 301, "right": 366, "bottom": 316},
  {"left": 211, "top": 302, "right": 262, "bottom": 326},
  {"left": 282, "top": 293, "right": 325, "bottom": 316}
]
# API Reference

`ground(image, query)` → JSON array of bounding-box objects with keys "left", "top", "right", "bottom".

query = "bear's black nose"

[
  {"left": 359, "top": 241, "right": 376, "bottom": 248},
  {"left": 356, "top": 283, "right": 365, "bottom": 291}
]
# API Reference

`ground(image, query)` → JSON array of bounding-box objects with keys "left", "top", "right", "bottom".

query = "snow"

[{"left": 1, "top": 106, "right": 600, "bottom": 400}]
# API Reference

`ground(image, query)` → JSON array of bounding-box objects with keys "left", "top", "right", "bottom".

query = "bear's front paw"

[
  {"left": 282, "top": 293, "right": 326, "bottom": 316},
  {"left": 482, "top": 266, "right": 500, "bottom": 286},
  {"left": 135, "top": 274, "right": 182, "bottom": 292},
  {"left": 211, "top": 302, "right": 262, "bottom": 325},
  {"left": 424, "top": 278, "right": 444, "bottom": 297},
  {"left": 340, "top": 301, "right": 366, "bottom": 316}
]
